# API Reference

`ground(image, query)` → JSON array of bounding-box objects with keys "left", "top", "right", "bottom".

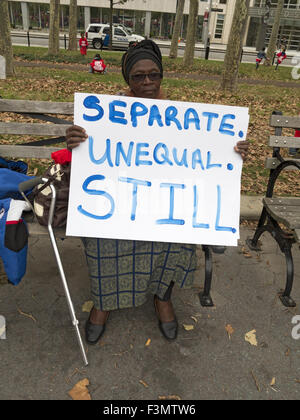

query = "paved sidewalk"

[{"left": 0, "top": 214, "right": 299, "bottom": 400}]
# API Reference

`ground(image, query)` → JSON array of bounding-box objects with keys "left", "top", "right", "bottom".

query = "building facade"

[
  {"left": 7, "top": 0, "right": 300, "bottom": 50},
  {"left": 7, "top": 0, "right": 236, "bottom": 45},
  {"left": 248, "top": 0, "right": 300, "bottom": 50}
]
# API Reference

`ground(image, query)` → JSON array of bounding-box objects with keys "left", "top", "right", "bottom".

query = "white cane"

[{"left": 19, "top": 177, "right": 88, "bottom": 366}]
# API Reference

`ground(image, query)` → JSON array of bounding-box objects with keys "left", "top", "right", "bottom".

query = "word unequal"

[
  {"left": 82, "top": 95, "right": 244, "bottom": 138},
  {"left": 88, "top": 137, "right": 228, "bottom": 170},
  {"left": 77, "top": 175, "right": 236, "bottom": 234}
]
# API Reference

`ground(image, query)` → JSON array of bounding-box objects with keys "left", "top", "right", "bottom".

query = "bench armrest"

[{"left": 266, "top": 159, "right": 300, "bottom": 198}]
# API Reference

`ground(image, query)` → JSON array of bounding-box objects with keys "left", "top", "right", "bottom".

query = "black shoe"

[
  {"left": 154, "top": 296, "right": 178, "bottom": 341},
  {"left": 85, "top": 309, "right": 109, "bottom": 345}
]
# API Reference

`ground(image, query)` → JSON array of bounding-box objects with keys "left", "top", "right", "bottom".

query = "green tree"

[
  {"left": 49, "top": 0, "right": 60, "bottom": 55},
  {"left": 68, "top": 0, "right": 78, "bottom": 51},
  {"left": 221, "top": 0, "right": 250, "bottom": 91},
  {"left": 266, "top": 0, "right": 284, "bottom": 62},
  {"left": 0, "top": 0, "right": 14, "bottom": 76},
  {"left": 169, "top": 0, "right": 185, "bottom": 59},
  {"left": 183, "top": 0, "right": 198, "bottom": 67}
]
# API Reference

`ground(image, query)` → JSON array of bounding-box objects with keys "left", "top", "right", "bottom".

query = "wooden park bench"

[
  {"left": 0, "top": 98, "right": 72, "bottom": 236},
  {"left": 247, "top": 111, "right": 300, "bottom": 307},
  {"left": 0, "top": 97, "right": 224, "bottom": 310},
  {"left": 0, "top": 98, "right": 89, "bottom": 365}
]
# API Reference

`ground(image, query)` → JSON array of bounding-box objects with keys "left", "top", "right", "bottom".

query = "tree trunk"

[
  {"left": 221, "top": 0, "right": 250, "bottom": 91},
  {"left": 169, "top": 0, "right": 185, "bottom": 59},
  {"left": 266, "top": 0, "right": 284, "bottom": 61},
  {"left": 109, "top": 0, "right": 113, "bottom": 50},
  {"left": 183, "top": 0, "right": 198, "bottom": 67},
  {"left": 49, "top": 0, "right": 60, "bottom": 55},
  {"left": 68, "top": 0, "right": 77, "bottom": 51},
  {"left": 0, "top": 0, "right": 14, "bottom": 76}
]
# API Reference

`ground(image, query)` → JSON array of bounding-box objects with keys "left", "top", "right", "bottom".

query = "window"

[
  {"left": 88, "top": 26, "right": 101, "bottom": 33},
  {"left": 103, "top": 27, "right": 110, "bottom": 34},
  {"left": 115, "top": 28, "right": 126, "bottom": 36},
  {"left": 219, "top": 0, "right": 227, "bottom": 4},
  {"left": 214, "top": 14, "right": 225, "bottom": 39}
]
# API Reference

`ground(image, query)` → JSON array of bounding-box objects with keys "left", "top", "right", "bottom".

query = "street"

[{"left": 10, "top": 30, "right": 298, "bottom": 66}]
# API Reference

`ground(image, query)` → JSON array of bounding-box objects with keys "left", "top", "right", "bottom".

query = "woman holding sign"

[{"left": 66, "top": 40, "right": 249, "bottom": 345}]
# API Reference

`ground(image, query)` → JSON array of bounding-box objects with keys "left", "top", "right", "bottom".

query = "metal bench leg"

[
  {"left": 199, "top": 245, "right": 214, "bottom": 307},
  {"left": 246, "top": 208, "right": 268, "bottom": 251},
  {"left": 279, "top": 247, "right": 296, "bottom": 308},
  {"left": 247, "top": 213, "right": 296, "bottom": 308}
]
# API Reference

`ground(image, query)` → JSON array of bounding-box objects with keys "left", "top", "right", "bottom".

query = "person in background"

[
  {"left": 79, "top": 32, "right": 88, "bottom": 56},
  {"left": 275, "top": 47, "right": 287, "bottom": 70},
  {"left": 255, "top": 47, "right": 269, "bottom": 70},
  {"left": 89, "top": 54, "right": 107, "bottom": 74},
  {"left": 65, "top": 40, "right": 249, "bottom": 346},
  {"left": 101, "top": 33, "right": 110, "bottom": 51}
]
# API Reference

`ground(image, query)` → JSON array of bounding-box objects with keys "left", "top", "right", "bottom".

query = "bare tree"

[
  {"left": 266, "top": 0, "right": 284, "bottom": 62},
  {"left": 169, "top": 0, "right": 185, "bottom": 59},
  {"left": 221, "top": 0, "right": 250, "bottom": 91},
  {"left": 49, "top": 0, "right": 60, "bottom": 55},
  {"left": 0, "top": 0, "right": 14, "bottom": 76},
  {"left": 68, "top": 0, "right": 77, "bottom": 51},
  {"left": 183, "top": 0, "right": 199, "bottom": 67}
]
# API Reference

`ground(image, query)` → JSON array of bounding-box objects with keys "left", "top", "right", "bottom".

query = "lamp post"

[
  {"left": 202, "top": 0, "right": 212, "bottom": 54},
  {"left": 202, "top": 1, "right": 224, "bottom": 60}
]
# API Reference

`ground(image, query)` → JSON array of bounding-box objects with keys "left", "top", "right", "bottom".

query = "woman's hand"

[
  {"left": 66, "top": 125, "right": 88, "bottom": 150},
  {"left": 234, "top": 140, "right": 249, "bottom": 161}
]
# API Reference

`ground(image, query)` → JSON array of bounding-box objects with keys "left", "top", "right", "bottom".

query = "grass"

[
  {"left": 1, "top": 46, "right": 300, "bottom": 195},
  {"left": 12, "top": 45, "right": 298, "bottom": 82}
]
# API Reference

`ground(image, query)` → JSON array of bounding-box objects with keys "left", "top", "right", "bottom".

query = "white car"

[{"left": 85, "top": 24, "right": 144, "bottom": 50}]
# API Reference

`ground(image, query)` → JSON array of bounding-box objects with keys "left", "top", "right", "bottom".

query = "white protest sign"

[{"left": 66, "top": 93, "right": 249, "bottom": 246}]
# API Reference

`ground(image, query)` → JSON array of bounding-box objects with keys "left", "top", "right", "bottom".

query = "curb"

[{"left": 240, "top": 195, "right": 263, "bottom": 220}]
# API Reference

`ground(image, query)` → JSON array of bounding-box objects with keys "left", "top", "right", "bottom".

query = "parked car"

[{"left": 85, "top": 24, "right": 144, "bottom": 50}]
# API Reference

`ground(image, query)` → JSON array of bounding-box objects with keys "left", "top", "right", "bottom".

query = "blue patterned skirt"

[{"left": 82, "top": 238, "right": 197, "bottom": 311}]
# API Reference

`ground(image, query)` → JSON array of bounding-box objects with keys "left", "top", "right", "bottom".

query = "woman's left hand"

[{"left": 234, "top": 141, "right": 249, "bottom": 161}]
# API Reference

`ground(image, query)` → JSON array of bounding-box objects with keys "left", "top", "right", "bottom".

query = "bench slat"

[
  {"left": 0, "top": 145, "right": 64, "bottom": 159},
  {"left": 270, "top": 115, "right": 300, "bottom": 129},
  {"left": 269, "top": 135, "right": 300, "bottom": 148},
  {"left": 263, "top": 197, "right": 300, "bottom": 206},
  {"left": 263, "top": 197, "right": 300, "bottom": 229},
  {"left": 0, "top": 99, "right": 74, "bottom": 115},
  {"left": 0, "top": 122, "right": 70, "bottom": 136},
  {"left": 265, "top": 157, "right": 300, "bottom": 170}
]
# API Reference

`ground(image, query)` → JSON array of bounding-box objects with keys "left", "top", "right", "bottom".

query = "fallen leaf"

[
  {"left": 241, "top": 246, "right": 252, "bottom": 258},
  {"left": 82, "top": 300, "right": 94, "bottom": 313},
  {"left": 158, "top": 395, "right": 181, "bottom": 400},
  {"left": 183, "top": 324, "right": 194, "bottom": 331},
  {"left": 145, "top": 338, "right": 151, "bottom": 347},
  {"left": 270, "top": 377, "right": 276, "bottom": 386},
  {"left": 68, "top": 378, "right": 91, "bottom": 400},
  {"left": 17, "top": 308, "right": 37, "bottom": 323},
  {"left": 225, "top": 324, "right": 234, "bottom": 339},
  {"left": 191, "top": 316, "right": 198, "bottom": 323},
  {"left": 139, "top": 380, "right": 149, "bottom": 388},
  {"left": 245, "top": 329, "right": 258, "bottom": 346},
  {"left": 250, "top": 370, "right": 261, "bottom": 392}
]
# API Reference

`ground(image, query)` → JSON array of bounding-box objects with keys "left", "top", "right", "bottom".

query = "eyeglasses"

[{"left": 130, "top": 72, "right": 162, "bottom": 83}]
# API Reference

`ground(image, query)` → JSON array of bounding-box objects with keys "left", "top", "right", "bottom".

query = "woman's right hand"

[{"left": 66, "top": 125, "right": 88, "bottom": 150}]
